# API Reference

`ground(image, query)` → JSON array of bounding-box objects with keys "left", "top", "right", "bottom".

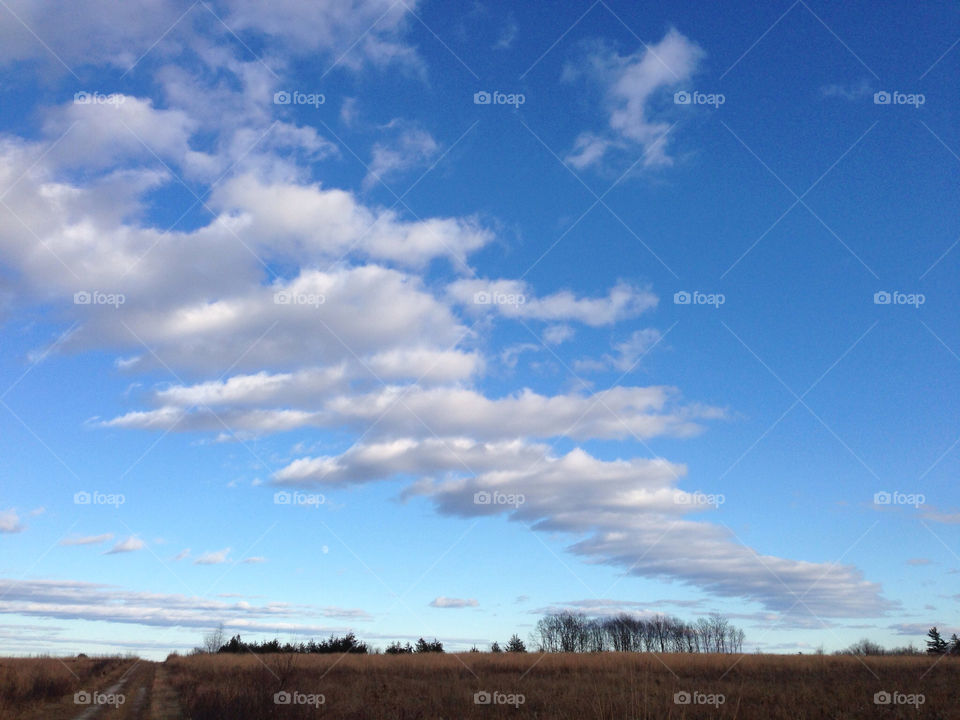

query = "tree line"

[
  {"left": 195, "top": 611, "right": 746, "bottom": 656},
  {"left": 533, "top": 611, "right": 745, "bottom": 654},
  {"left": 837, "top": 627, "right": 960, "bottom": 657}
]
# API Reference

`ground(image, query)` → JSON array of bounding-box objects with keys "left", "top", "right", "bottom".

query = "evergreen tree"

[
  {"left": 505, "top": 634, "right": 526, "bottom": 652},
  {"left": 926, "top": 627, "right": 947, "bottom": 655}
]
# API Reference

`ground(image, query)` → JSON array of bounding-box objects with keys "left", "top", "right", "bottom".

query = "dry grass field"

[{"left": 1, "top": 651, "right": 958, "bottom": 719}]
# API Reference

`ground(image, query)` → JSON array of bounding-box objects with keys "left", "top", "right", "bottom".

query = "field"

[{"left": 1, "top": 652, "right": 958, "bottom": 719}]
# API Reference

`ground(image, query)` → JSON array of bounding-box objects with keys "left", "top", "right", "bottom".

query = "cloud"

[
  {"left": 364, "top": 125, "right": 439, "bottom": 190},
  {"left": 575, "top": 328, "right": 663, "bottom": 373},
  {"left": 172, "top": 549, "right": 191, "bottom": 561},
  {"left": 151, "top": 384, "right": 722, "bottom": 446},
  {"left": 0, "top": 509, "right": 24, "bottom": 533},
  {"left": 0, "top": 578, "right": 370, "bottom": 630},
  {"left": 59, "top": 533, "right": 114, "bottom": 546},
  {"left": 271, "top": 435, "right": 894, "bottom": 618},
  {"left": 242, "top": 556, "right": 266, "bottom": 564},
  {"left": 430, "top": 596, "right": 478, "bottom": 609},
  {"left": 543, "top": 324, "right": 575, "bottom": 345},
  {"left": 105, "top": 536, "right": 145, "bottom": 554},
  {"left": 907, "top": 558, "right": 933, "bottom": 566},
  {"left": 566, "top": 28, "right": 704, "bottom": 168},
  {"left": 222, "top": 0, "right": 422, "bottom": 70},
  {"left": 0, "top": 0, "right": 422, "bottom": 73},
  {"left": 449, "top": 279, "right": 658, "bottom": 326},
  {"left": 194, "top": 548, "right": 231, "bottom": 565}
]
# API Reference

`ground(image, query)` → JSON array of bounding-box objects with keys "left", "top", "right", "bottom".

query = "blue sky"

[{"left": 0, "top": 0, "right": 959, "bottom": 658}]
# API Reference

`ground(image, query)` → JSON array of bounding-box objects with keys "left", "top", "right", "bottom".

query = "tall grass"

[
  {"left": 0, "top": 655, "right": 129, "bottom": 718},
  {"left": 165, "top": 651, "right": 957, "bottom": 719}
]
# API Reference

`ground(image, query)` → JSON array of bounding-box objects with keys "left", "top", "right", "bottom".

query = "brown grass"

[
  {"left": 0, "top": 656, "right": 131, "bottom": 719},
  {"left": 164, "top": 651, "right": 960, "bottom": 719}
]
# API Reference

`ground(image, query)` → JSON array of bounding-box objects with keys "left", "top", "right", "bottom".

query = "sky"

[{"left": 0, "top": 0, "right": 958, "bottom": 659}]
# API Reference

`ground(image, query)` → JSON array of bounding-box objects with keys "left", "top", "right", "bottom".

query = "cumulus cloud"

[
  {"left": 430, "top": 596, "right": 478, "bottom": 608},
  {"left": 567, "top": 28, "right": 704, "bottom": 168}
]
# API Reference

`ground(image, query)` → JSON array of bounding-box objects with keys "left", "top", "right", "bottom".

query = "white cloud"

[
  {"left": 543, "top": 324, "right": 575, "bottom": 345},
  {"left": 567, "top": 28, "right": 704, "bottom": 168},
  {"left": 430, "top": 596, "right": 478, "bottom": 608},
  {"left": 364, "top": 125, "right": 439, "bottom": 190},
  {"left": 449, "top": 279, "right": 658, "bottom": 326},
  {"left": 243, "top": 556, "right": 266, "bottom": 564},
  {"left": 111, "top": 384, "right": 722, "bottom": 441},
  {"left": 194, "top": 548, "right": 231, "bottom": 565},
  {"left": 105, "top": 536, "right": 145, "bottom": 554},
  {"left": 59, "top": 533, "right": 114, "bottom": 546},
  {"left": 575, "top": 328, "right": 664, "bottom": 373},
  {"left": 0, "top": 578, "right": 370, "bottom": 630},
  {"left": 0, "top": 509, "right": 24, "bottom": 533}
]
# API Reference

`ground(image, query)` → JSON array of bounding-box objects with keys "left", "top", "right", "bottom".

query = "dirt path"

[
  {"left": 12, "top": 660, "right": 173, "bottom": 720},
  {"left": 69, "top": 661, "right": 156, "bottom": 720}
]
